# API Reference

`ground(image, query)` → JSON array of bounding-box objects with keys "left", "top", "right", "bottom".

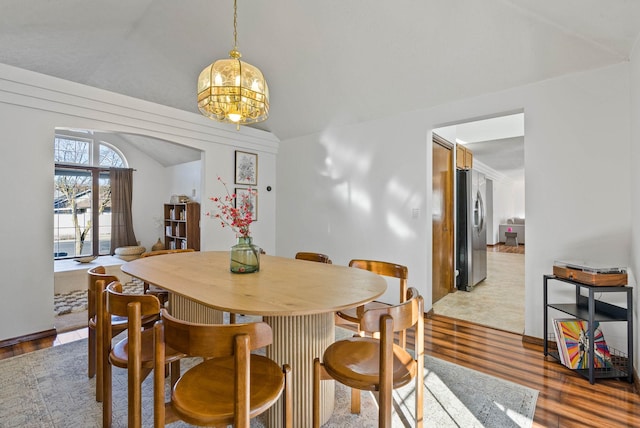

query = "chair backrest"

[
  {"left": 348, "top": 260, "right": 408, "bottom": 291},
  {"left": 88, "top": 266, "right": 119, "bottom": 321},
  {"left": 158, "top": 309, "right": 273, "bottom": 358},
  {"left": 348, "top": 259, "right": 409, "bottom": 346},
  {"left": 359, "top": 287, "right": 423, "bottom": 334},
  {"left": 105, "top": 281, "right": 161, "bottom": 318},
  {"left": 140, "top": 248, "right": 195, "bottom": 258},
  {"left": 295, "top": 252, "right": 332, "bottom": 264}
]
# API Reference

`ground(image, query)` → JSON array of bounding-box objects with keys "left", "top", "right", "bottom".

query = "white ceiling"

[
  {"left": 2, "top": 0, "right": 640, "bottom": 145},
  {"left": 434, "top": 113, "right": 525, "bottom": 180}
]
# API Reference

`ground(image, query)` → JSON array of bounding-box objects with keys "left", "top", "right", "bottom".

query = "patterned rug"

[
  {"left": 0, "top": 331, "right": 538, "bottom": 427},
  {"left": 54, "top": 281, "right": 143, "bottom": 316}
]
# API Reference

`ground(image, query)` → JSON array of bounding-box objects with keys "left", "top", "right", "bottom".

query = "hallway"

[{"left": 432, "top": 244, "right": 525, "bottom": 334}]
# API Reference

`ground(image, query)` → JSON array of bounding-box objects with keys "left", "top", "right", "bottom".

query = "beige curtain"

[{"left": 110, "top": 168, "right": 138, "bottom": 253}]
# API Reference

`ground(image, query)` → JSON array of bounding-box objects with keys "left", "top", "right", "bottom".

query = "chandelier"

[{"left": 197, "top": 0, "right": 269, "bottom": 130}]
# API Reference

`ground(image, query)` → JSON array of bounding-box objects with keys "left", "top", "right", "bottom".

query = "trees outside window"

[{"left": 54, "top": 135, "right": 126, "bottom": 259}]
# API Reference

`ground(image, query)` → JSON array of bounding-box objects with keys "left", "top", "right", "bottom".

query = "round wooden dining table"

[{"left": 122, "top": 251, "right": 387, "bottom": 428}]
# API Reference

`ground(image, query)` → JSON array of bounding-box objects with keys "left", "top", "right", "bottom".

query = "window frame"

[{"left": 54, "top": 135, "right": 128, "bottom": 259}]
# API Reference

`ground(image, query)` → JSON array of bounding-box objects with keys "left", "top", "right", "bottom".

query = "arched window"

[{"left": 54, "top": 135, "right": 128, "bottom": 259}]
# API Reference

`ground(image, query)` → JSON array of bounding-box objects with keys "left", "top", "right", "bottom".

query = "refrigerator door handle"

[{"left": 473, "top": 189, "right": 485, "bottom": 231}]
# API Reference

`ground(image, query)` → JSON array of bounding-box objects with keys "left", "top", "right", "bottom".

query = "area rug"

[
  {"left": 0, "top": 336, "right": 537, "bottom": 428},
  {"left": 54, "top": 281, "right": 143, "bottom": 316}
]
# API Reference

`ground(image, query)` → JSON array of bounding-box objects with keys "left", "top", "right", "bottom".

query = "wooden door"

[{"left": 432, "top": 135, "right": 455, "bottom": 303}]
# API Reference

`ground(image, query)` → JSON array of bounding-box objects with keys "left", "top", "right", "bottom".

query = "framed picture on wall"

[
  {"left": 235, "top": 151, "right": 258, "bottom": 185},
  {"left": 235, "top": 187, "right": 258, "bottom": 221}
]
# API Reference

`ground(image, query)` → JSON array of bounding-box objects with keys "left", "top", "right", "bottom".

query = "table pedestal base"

[
  {"left": 264, "top": 313, "right": 335, "bottom": 428},
  {"left": 168, "top": 294, "right": 224, "bottom": 323}
]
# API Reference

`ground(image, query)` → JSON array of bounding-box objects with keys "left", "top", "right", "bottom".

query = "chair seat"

[
  {"left": 322, "top": 337, "right": 416, "bottom": 391},
  {"left": 336, "top": 301, "right": 390, "bottom": 324},
  {"left": 172, "top": 354, "right": 285, "bottom": 426},
  {"left": 110, "top": 328, "right": 183, "bottom": 369}
]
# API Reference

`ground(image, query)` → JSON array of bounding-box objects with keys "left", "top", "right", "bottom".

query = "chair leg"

[
  {"left": 96, "top": 329, "right": 104, "bottom": 402},
  {"left": 283, "top": 364, "right": 292, "bottom": 428},
  {"left": 229, "top": 312, "right": 236, "bottom": 324},
  {"left": 350, "top": 388, "right": 361, "bottom": 414},
  {"left": 313, "top": 358, "right": 321, "bottom": 428},
  {"left": 378, "top": 316, "right": 394, "bottom": 427},
  {"left": 103, "top": 354, "right": 112, "bottom": 428},
  {"left": 128, "top": 303, "right": 143, "bottom": 428},
  {"left": 88, "top": 326, "right": 96, "bottom": 378},
  {"left": 153, "top": 322, "right": 166, "bottom": 428},
  {"left": 170, "top": 360, "right": 181, "bottom": 388}
]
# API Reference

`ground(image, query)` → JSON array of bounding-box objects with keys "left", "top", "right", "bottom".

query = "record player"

[{"left": 553, "top": 260, "right": 628, "bottom": 286}]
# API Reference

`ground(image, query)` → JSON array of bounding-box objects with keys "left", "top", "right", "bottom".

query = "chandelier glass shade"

[{"left": 197, "top": 0, "right": 269, "bottom": 128}]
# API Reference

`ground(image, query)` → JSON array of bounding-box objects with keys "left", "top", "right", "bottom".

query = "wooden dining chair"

[
  {"left": 139, "top": 248, "right": 195, "bottom": 305},
  {"left": 87, "top": 266, "right": 121, "bottom": 387},
  {"left": 88, "top": 266, "right": 157, "bottom": 402},
  {"left": 313, "top": 287, "right": 424, "bottom": 427},
  {"left": 87, "top": 266, "right": 158, "bottom": 402},
  {"left": 336, "top": 260, "right": 408, "bottom": 348},
  {"left": 153, "top": 309, "right": 292, "bottom": 428},
  {"left": 295, "top": 251, "right": 333, "bottom": 264},
  {"left": 98, "top": 281, "right": 183, "bottom": 428}
]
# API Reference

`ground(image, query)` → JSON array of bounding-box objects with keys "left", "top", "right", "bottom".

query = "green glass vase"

[{"left": 230, "top": 236, "right": 260, "bottom": 273}]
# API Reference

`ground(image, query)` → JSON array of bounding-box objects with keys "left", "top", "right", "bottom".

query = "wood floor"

[
  {"left": 423, "top": 315, "right": 640, "bottom": 428},
  {"left": 489, "top": 242, "right": 525, "bottom": 254},
  {"left": 1, "top": 315, "right": 638, "bottom": 427}
]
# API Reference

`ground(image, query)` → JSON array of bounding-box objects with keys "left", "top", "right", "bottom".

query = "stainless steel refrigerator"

[{"left": 456, "top": 169, "right": 487, "bottom": 291}]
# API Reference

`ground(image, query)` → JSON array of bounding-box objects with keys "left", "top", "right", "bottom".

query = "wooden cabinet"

[
  {"left": 455, "top": 145, "right": 473, "bottom": 170},
  {"left": 164, "top": 202, "right": 200, "bottom": 251}
]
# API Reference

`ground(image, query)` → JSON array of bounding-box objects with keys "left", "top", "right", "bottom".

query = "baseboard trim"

[
  {"left": 522, "top": 334, "right": 542, "bottom": 346},
  {"left": 0, "top": 328, "right": 57, "bottom": 349}
]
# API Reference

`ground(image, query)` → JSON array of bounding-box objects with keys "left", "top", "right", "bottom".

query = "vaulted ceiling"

[{"left": 2, "top": 0, "right": 639, "bottom": 143}]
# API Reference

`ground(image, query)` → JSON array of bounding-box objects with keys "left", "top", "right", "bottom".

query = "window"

[{"left": 53, "top": 135, "right": 127, "bottom": 259}]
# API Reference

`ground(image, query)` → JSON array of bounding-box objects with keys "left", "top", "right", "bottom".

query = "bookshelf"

[{"left": 164, "top": 202, "right": 200, "bottom": 251}]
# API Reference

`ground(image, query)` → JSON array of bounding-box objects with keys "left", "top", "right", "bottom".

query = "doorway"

[{"left": 431, "top": 113, "right": 525, "bottom": 334}]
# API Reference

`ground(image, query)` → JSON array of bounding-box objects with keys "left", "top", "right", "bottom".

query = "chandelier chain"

[{"left": 233, "top": 0, "right": 238, "bottom": 50}]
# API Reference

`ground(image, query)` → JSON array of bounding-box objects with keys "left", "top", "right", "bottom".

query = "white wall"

[
  {"left": 277, "top": 117, "right": 429, "bottom": 306},
  {"left": 277, "top": 62, "right": 632, "bottom": 356},
  {"left": 167, "top": 160, "right": 202, "bottom": 205},
  {"left": 0, "top": 63, "right": 278, "bottom": 341},
  {"left": 628, "top": 38, "right": 640, "bottom": 381},
  {"left": 491, "top": 177, "right": 525, "bottom": 243}
]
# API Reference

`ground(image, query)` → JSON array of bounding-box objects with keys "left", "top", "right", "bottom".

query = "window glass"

[
  {"left": 99, "top": 143, "right": 124, "bottom": 167},
  {"left": 54, "top": 137, "right": 90, "bottom": 165},
  {"left": 53, "top": 136, "right": 126, "bottom": 259}
]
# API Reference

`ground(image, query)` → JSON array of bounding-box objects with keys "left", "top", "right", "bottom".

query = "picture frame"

[
  {"left": 234, "top": 151, "right": 258, "bottom": 185},
  {"left": 235, "top": 187, "right": 258, "bottom": 221}
]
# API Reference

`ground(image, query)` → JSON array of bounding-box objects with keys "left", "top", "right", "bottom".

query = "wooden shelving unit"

[{"left": 164, "top": 202, "right": 200, "bottom": 251}]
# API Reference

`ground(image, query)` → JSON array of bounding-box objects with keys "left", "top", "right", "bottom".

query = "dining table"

[{"left": 121, "top": 250, "right": 387, "bottom": 428}]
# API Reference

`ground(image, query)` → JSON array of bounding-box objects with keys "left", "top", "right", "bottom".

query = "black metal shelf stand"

[{"left": 543, "top": 274, "right": 633, "bottom": 384}]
